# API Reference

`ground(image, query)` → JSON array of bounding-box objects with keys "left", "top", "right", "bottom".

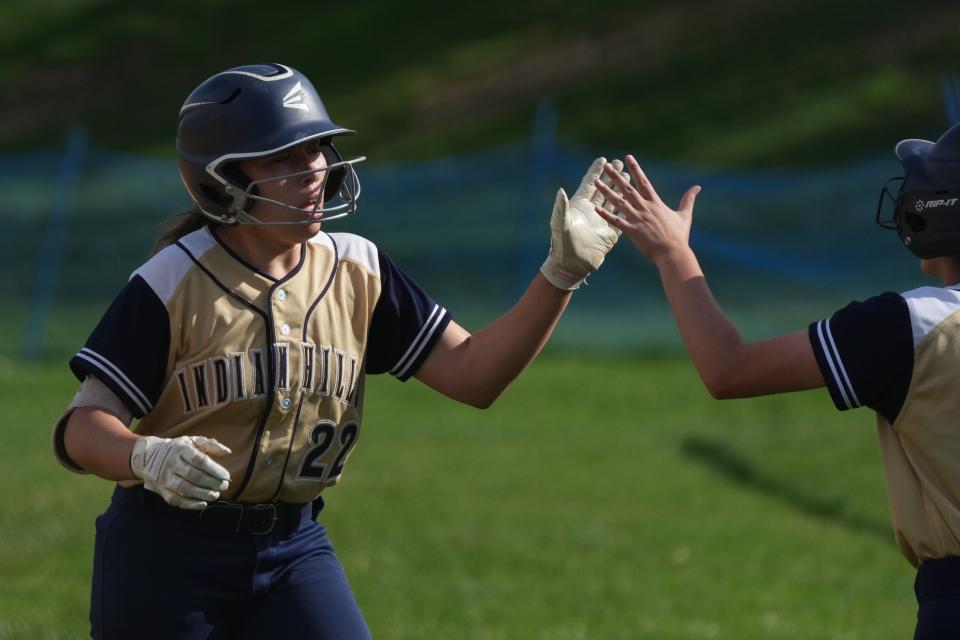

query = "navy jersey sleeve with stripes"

[
  {"left": 69, "top": 275, "right": 170, "bottom": 419},
  {"left": 807, "top": 291, "right": 913, "bottom": 423},
  {"left": 365, "top": 251, "right": 452, "bottom": 380}
]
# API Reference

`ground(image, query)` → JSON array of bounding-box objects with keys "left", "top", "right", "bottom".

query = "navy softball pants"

[
  {"left": 914, "top": 556, "right": 960, "bottom": 640},
  {"left": 90, "top": 485, "right": 372, "bottom": 640}
]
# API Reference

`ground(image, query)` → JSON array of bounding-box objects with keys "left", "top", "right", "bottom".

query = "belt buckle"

[{"left": 244, "top": 503, "right": 278, "bottom": 535}]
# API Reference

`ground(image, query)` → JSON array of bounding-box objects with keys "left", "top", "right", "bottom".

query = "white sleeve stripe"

[
  {"left": 814, "top": 320, "right": 857, "bottom": 409},
  {"left": 822, "top": 320, "right": 861, "bottom": 407},
  {"left": 389, "top": 305, "right": 445, "bottom": 377},
  {"left": 389, "top": 305, "right": 440, "bottom": 375},
  {"left": 394, "top": 308, "right": 448, "bottom": 379},
  {"left": 75, "top": 349, "right": 152, "bottom": 414}
]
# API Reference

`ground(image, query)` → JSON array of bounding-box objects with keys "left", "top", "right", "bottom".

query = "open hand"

[
  {"left": 592, "top": 155, "right": 701, "bottom": 264},
  {"left": 540, "top": 157, "right": 629, "bottom": 290}
]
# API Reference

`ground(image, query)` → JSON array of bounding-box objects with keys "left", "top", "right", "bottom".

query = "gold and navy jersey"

[
  {"left": 68, "top": 226, "right": 451, "bottom": 504},
  {"left": 809, "top": 285, "right": 960, "bottom": 567}
]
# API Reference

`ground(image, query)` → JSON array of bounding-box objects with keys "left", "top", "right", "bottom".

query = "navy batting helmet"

[
  {"left": 877, "top": 122, "right": 960, "bottom": 258},
  {"left": 177, "top": 63, "right": 364, "bottom": 225}
]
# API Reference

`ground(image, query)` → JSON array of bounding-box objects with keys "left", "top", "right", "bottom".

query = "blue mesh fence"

[{"left": 1, "top": 137, "right": 918, "bottom": 361}]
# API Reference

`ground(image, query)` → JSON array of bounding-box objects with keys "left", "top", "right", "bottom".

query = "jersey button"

[
  {"left": 265, "top": 457, "right": 275, "bottom": 467},
  {"left": 280, "top": 323, "right": 291, "bottom": 336},
  {"left": 276, "top": 289, "right": 287, "bottom": 302},
  {"left": 281, "top": 398, "right": 292, "bottom": 410}
]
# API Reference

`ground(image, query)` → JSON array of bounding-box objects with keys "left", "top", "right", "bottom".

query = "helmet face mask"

[
  {"left": 216, "top": 150, "right": 364, "bottom": 226},
  {"left": 177, "top": 63, "right": 365, "bottom": 225}
]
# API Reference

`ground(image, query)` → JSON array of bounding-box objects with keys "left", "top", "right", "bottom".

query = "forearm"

[
  {"left": 654, "top": 247, "right": 752, "bottom": 396},
  {"left": 418, "top": 274, "right": 571, "bottom": 407},
  {"left": 63, "top": 406, "right": 140, "bottom": 481},
  {"left": 471, "top": 273, "right": 571, "bottom": 388}
]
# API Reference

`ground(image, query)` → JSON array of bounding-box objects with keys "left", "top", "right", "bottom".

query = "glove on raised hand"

[
  {"left": 540, "top": 157, "right": 626, "bottom": 290},
  {"left": 130, "top": 435, "right": 232, "bottom": 510}
]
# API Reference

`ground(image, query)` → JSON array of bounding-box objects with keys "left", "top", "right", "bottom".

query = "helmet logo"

[
  {"left": 915, "top": 197, "right": 958, "bottom": 213},
  {"left": 282, "top": 82, "right": 309, "bottom": 111}
]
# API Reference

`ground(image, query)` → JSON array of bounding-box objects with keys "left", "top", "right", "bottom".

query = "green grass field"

[{"left": 2, "top": 353, "right": 915, "bottom": 639}]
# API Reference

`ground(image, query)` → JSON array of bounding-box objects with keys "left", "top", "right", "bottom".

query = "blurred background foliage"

[
  {"left": 3, "top": 4, "right": 958, "bottom": 638},
  {"left": 2, "top": 0, "right": 959, "bottom": 165},
  {"left": 4, "top": 0, "right": 960, "bottom": 363}
]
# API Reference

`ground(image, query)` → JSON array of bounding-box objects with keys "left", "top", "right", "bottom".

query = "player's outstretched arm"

[
  {"left": 593, "top": 155, "right": 825, "bottom": 398},
  {"left": 414, "top": 158, "right": 627, "bottom": 408}
]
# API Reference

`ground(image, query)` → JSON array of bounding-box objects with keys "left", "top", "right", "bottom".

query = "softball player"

[
  {"left": 593, "top": 123, "right": 960, "bottom": 637},
  {"left": 52, "top": 63, "right": 627, "bottom": 639}
]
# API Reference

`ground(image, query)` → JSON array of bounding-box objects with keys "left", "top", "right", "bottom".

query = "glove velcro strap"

[{"left": 540, "top": 257, "right": 583, "bottom": 291}]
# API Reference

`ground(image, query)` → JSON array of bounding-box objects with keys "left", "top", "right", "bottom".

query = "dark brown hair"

[{"left": 151, "top": 206, "right": 214, "bottom": 255}]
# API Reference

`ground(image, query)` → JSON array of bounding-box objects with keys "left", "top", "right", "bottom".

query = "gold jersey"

[
  {"left": 811, "top": 285, "right": 960, "bottom": 567},
  {"left": 67, "top": 226, "right": 451, "bottom": 503}
]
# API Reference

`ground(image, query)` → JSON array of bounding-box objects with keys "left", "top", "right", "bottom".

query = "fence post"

[
  {"left": 521, "top": 99, "right": 557, "bottom": 298},
  {"left": 21, "top": 125, "right": 88, "bottom": 361},
  {"left": 941, "top": 76, "right": 960, "bottom": 126}
]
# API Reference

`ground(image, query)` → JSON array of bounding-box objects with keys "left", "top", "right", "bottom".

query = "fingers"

[
  {"left": 593, "top": 175, "right": 632, "bottom": 219},
  {"left": 167, "top": 449, "right": 229, "bottom": 507},
  {"left": 594, "top": 204, "right": 628, "bottom": 232},
  {"left": 572, "top": 157, "right": 606, "bottom": 204},
  {"left": 190, "top": 436, "right": 233, "bottom": 458},
  {"left": 177, "top": 458, "right": 230, "bottom": 490},
  {"left": 597, "top": 159, "right": 626, "bottom": 213},
  {"left": 179, "top": 446, "right": 231, "bottom": 488},
  {"left": 551, "top": 188, "right": 569, "bottom": 232},
  {"left": 624, "top": 155, "right": 661, "bottom": 203},
  {"left": 161, "top": 488, "right": 210, "bottom": 511},
  {"left": 172, "top": 474, "right": 223, "bottom": 502}
]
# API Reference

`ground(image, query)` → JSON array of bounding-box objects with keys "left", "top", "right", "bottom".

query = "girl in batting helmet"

[
  {"left": 593, "top": 121, "right": 960, "bottom": 639},
  {"left": 52, "top": 63, "right": 628, "bottom": 639}
]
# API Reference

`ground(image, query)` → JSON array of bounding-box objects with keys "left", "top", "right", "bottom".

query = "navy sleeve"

[
  {"left": 807, "top": 291, "right": 913, "bottom": 423},
  {"left": 68, "top": 274, "right": 170, "bottom": 418},
  {"left": 366, "top": 251, "right": 452, "bottom": 380}
]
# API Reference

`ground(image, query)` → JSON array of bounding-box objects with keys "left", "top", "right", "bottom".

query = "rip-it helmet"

[{"left": 877, "top": 122, "right": 960, "bottom": 258}]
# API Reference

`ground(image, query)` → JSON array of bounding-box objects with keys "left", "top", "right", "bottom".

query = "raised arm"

[
  {"left": 593, "top": 155, "right": 824, "bottom": 398},
  {"left": 415, "top": 157, "right": 625, "bottom": 407}
]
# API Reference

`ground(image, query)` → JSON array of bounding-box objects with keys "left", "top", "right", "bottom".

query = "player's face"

[{"left": 238, "top": 140, "right": 329, "bottom": 235}]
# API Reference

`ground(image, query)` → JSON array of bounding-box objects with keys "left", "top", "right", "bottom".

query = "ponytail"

[{"left": 151, "top": 206, "right": 214, "bottom": 255}]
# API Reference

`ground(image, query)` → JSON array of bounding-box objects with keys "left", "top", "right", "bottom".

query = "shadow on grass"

[{"left": 681, "top": 435, "right": 892, "bottom": 544}]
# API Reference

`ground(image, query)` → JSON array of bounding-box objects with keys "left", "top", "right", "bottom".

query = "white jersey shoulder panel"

[
  {"left": 132, "top": 226, "right": 217, "bottom": 305},
  {"left": 901, "top": 285, "right": 960, "bottom": 346},
  {"left": 324, "top": 232, "right": 380, "bottom": 276}
]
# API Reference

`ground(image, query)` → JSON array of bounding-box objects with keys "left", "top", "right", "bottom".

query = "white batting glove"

[
  {"left": 130, "top": 435, "right": 232, "bottom": 511},
  {"left": 540, "top": 157, "right": 626, "bottom": 290}
]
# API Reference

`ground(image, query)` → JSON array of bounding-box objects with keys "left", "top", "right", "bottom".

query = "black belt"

[{"left": 138, "top": 486, "right": 315, "bottom": 536}]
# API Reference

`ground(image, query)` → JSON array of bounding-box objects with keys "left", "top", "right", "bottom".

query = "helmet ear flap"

[
  {"left": 904, "top": 212, "right": 927, "bottom": 233},
  {"left": 199, "top": 184, "right": 233, "bottom": 210},
  {"left": 220, "top": 161, "right": 264, "bottom": 218}
]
